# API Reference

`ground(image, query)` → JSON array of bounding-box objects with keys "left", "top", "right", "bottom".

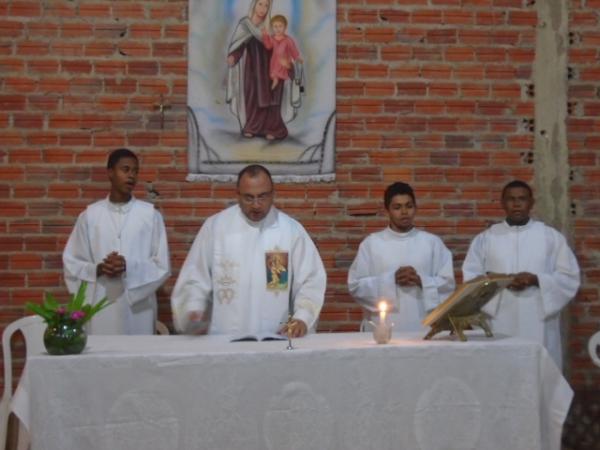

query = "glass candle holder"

[{"left": 372, "top": 320, "right": 392, "bottom": 344}]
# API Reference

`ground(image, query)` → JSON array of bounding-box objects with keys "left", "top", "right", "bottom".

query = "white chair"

[
  {"left": 1, "top": 316, "right": 44, "bottom": 450},
  {"left": 155, "top": 320, "right": 169, "bottom": 335},
  {"left": 588, "top": 331, "right": 600, "bottom": 368}
]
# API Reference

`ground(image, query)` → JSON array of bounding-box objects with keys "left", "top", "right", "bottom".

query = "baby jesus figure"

[{"left": 262, "top": 14, "right": 303, "bottom": 90}]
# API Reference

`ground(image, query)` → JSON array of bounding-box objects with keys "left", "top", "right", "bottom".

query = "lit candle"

[{"left": 378, "top": 300, "right": 388, "bottom": 324}]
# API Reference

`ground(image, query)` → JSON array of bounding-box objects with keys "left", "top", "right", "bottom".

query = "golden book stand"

[{"left": 422, "top": 275, "right": 513, "bottom": 341}]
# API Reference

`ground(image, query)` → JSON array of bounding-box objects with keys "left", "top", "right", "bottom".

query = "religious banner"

[{"left": 187, "top": 0, "right": 336, "bottom": 182}]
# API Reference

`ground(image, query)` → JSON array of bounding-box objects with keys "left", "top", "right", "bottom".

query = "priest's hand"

[
  {"left": 395, "top": 266, "right": 422, "bottom": 288},
  {"left": 97, "top": 252, "right": 126, "bottom": 278},
  {"left": 186, "top": 310, "right": 206, "bottom": 335},
  {"left": 279, "top": 319, "right": 308, "bottom": 338},
  {"left": 508, "top": 272, "right": 539, "bottom": 291}
]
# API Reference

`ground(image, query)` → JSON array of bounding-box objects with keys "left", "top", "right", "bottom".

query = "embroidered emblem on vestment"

[{"left": 265, "top": 250, "right": 289, "bottom": 291}]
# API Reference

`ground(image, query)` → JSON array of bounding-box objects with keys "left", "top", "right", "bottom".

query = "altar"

[{"left": 12, "top": 332, "right": 572, "bottom": 450}]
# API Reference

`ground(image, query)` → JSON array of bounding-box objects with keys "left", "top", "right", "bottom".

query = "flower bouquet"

[{"left": 26, "top": 281, "right": 111, "bottom": 355}]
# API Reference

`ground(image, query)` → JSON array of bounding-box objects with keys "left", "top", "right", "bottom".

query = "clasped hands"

[
  {"left": 484, "top": 271, "right": 539, "bottom": 291},
  {"left": 395, "top": 266, "right": 422, "bottom": 288},
  {"left": 96, "top": 251, "right": 126, "bottom": 278},
  {"left": 507, "top": 272, "right": 538, "bottom": 291}
]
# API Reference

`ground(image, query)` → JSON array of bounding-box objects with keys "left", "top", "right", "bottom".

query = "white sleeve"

[
  {"left": 289, "top": 229, "right": 327, "bottom": 331},
  {"left": 418, "top": 239, "right": 455, "bottom": 311},
  {"left": 170, "top": 220, "right": 214, "bottom": 333},
  {"left": 347, "top": 240, "right": 397, "bottom": 312},
  {"left": 123, "top": 210, "right": 171, "bottom": 306},
  {"left": 62, "top": 211, "right": 97, "bottom": 294},
  {"left": 462, "top": 232, "right": 487, "bottom": 282},
  {"left": 537, "top": 228, "right": 580, "bottom": 319}
]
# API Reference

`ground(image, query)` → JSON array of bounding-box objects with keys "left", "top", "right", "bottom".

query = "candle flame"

[{"left": 378, "top": 300, "right": 388, "bottom": 312}]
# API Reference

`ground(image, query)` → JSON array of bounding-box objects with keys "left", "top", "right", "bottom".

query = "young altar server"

[
  {"left": 348, "top": 182, "right": 455, "bottom": 332},
  {"left": 171, "top": 164, "right": 326, "bottom": 338},
  {"left": 462, "top": 180, "right": 580, "bottom": 368},
  {"left": 62, "top": 148, "right": 171, "bottom": 334}
]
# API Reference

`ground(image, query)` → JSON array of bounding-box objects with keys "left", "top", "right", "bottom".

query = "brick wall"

[
  {"left": 567, "top": 0, "right": 600, "bottom": 387},
  {"left": 0, "top": 0, "right": 598, "bottom": 390}
]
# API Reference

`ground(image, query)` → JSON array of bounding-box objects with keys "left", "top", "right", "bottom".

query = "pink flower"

[
  {"left": 70, "top": 311, "right": 85, "bottom": 321},
  {"left": 57, "top": 307, "right": 66, "bottom": 315}
]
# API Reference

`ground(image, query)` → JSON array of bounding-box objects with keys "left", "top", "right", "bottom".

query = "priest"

[
  {"left": 462, "top": 180, "right": 580, "bottom": 368},
  {"left": 171, "top": 165, "right": 326, "bottom": 338},
  {"left": 62, "top": 148, "right": 171, "bottom": 334},
  {"left": 348, "top": 182, "right": 455, "bottom": 332}
]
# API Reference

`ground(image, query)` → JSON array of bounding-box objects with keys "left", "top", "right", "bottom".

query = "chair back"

[
  {"left": 588, "top": 331, "right": 600, "bottom": 368},
  {"left": 1, "top": 316, "right": 44, "bottom": 450}
]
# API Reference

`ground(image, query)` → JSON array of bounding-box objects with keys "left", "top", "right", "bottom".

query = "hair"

[
  {"left": 107, "top": 148, "right": 138, "bottom": 169},
  {"left": 501, "top": 180, "right": 533, "bottom": 199},
  {"left": 384, "top": 182, "right": 416, "bottom": 209},
  {"left": 270, "top": 14, "right": 288, "bottom": 27},
  {"left": 236, "top": 164, "right": 273, "bottom": 188}
]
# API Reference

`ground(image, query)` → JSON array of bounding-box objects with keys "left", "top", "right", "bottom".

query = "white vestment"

[
  {"left": 171, "top": 205, "right": 326, "bottom": 335},
  {"left": 462, "top": 219, "right": 580, "bottom": 368},
  {"left": 63, "top": 197, "right": 171, "bottom": 334},
  {"left": 348, "top": 227, "right": 455, "bottom": 332}
]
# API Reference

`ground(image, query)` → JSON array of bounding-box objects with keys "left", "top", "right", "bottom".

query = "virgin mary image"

[
  {"left": 187, "top": 0, "right": 336, "bottom": 181},
  {"left": 226, "top": 0, "right": 301, "bottom": 141}
]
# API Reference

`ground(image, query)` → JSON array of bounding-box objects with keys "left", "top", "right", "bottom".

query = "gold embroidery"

[
  {"left": 217, "top": 288, "right": 235, "bottom": 304},
  {"left": 216, "top": 258, "right": 237, "bottom": 303}
]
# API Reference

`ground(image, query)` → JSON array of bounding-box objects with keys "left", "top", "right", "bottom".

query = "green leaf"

[
  {"left": 26, "top": 281, "right": 112, "bottom": 326},
  {"left": 70, "top": 281, "right": 88, "bottom": 311},
  {"left": 43, "top": 292, "right": 60, "bottom": 311},
  {"left": 25, "top": 302, "right": 54, "bottom": 322}
]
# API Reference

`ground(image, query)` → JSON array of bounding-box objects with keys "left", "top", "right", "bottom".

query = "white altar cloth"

[{"left": 12, "top": 332, "right": 572, "bottom": 450}]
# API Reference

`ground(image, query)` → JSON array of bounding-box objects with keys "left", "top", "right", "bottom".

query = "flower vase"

[{"left": 44, "top": 322, "right": 87, "bottom": 355}]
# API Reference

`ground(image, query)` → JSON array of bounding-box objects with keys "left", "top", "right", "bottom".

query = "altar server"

[
  {"left": 63, "top": 148, "right": 171, "bottom": 334},
  {"left": 171, "top": 164, "right": 326, "bottom": 337},
  {"left": 462, "top": 180, "right": 580, "bottom": 367},
  {"left": 348, "top": 182, "right": 455, "bottom": 332}
]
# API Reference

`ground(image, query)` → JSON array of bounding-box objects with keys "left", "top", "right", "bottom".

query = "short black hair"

[
  {"left": 501, "top": 180, "right": 533, "bottom": 199},
  {"left": 236, "top": 164, "right": 273, "bottom": 188},
  {"left": 384, "top": 182, "right": 416, "bottom": 209},
  {"left": 107, "top": 148, "right": 138, "bottom": 169}
]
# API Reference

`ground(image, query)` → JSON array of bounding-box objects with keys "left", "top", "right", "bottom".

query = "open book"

[
  {"left": 423, "top": 274, "right": 514, "bottom": 327},
  {"left": 230, "top": 333, "right": 287, "bottom": 342}
]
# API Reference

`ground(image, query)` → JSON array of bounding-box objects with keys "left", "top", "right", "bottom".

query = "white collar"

[
  {"left": 384, "top": 226, "right": 418, "bottom": 239},
  {"left": 238, "top": 204, "right": 278, "bottom": 229},
  {"left": 107, "top": 195, "right": 135, "bottom": 213}
]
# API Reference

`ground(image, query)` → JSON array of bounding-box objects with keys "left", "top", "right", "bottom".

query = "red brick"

[
  {"left": 80, "top": 3, "right": 110, "bottom": 17},
  {"left": 112, "top": 3, "right": 146, "bottom": 18},
  {"left": 0, "top": 20, "right": 24, "bottom": 38},
  {"left": 10, "top": 254, "right": 43, "bottom": 270},
  {"left": 443, "top": 10, "right": 473, "bottom": 24},
  {"left": 61, "top": 23, "right": 93, "bottom": 38},
  {"left": 27, "top": 22, "right": 58, "bottom": 37},
  {"left": 17, "top": 40, "right": 49, "bottom": 56},
  {"left": 10, "top": 1, "right": 42, "bottom": 17},
  {"left": 165, "top": 25, "right": 187, "bottom": 40},
  {"left": 153, "top": 43, "right": 185, "bottom": 57},
  {"left": 379, "top": 10, "right": 409, "bottom": 23},
  {"left": 411, "top": 10, "right": 442, "bottom": 24}
]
